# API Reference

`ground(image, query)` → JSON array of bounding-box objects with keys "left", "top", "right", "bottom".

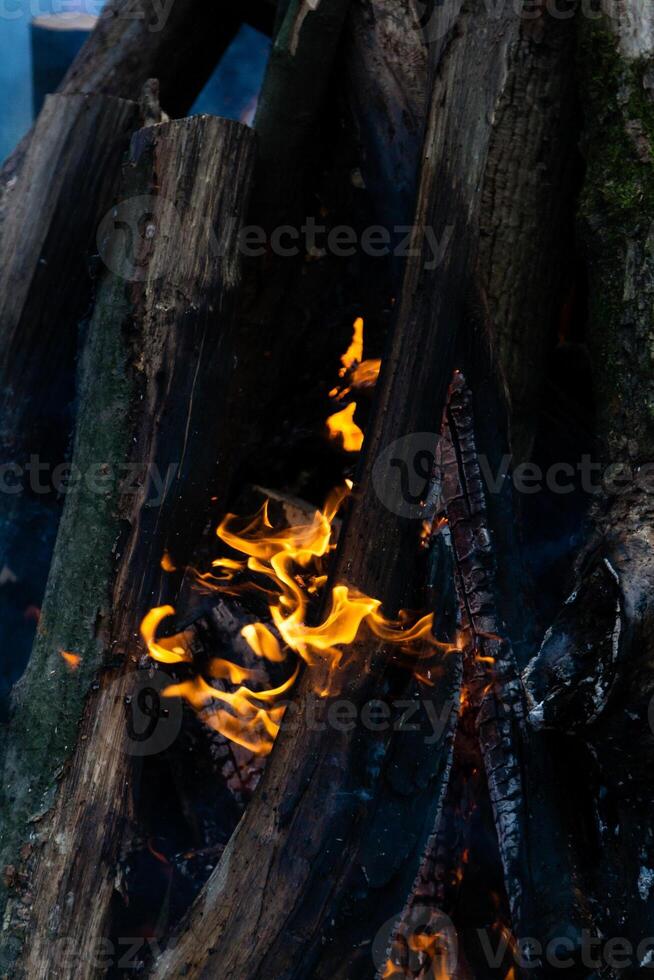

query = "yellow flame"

[
  {"left": 340, "top": 315, "right": 364, "bottom": 375},
  {"left": 241, "top": 622, "right": 286, "bottom": 663},
  {"left": 163, "top": 667, "right": 299, "bottom": 756},
  {"left": 142, "top": 482, "right": 448, "bottom": 757},
  {"left": 140, "top": 605, "right": 191, "bottom": 664},
  {"left": 60, "top": 650, "right": 81, "bottom": 670},
  {"left": 326, "top": 403, "right": 364, "bottom": 452}
]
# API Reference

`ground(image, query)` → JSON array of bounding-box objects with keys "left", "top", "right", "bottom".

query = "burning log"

[
  {"left": 0, "top": 114, "right": 255, "bottom": 976},
  {"left": 148, "top": 2, "right": 555, "bottom": 977},
  {"left": 0, "top": 92, "right": 139, "bottom": 706}
]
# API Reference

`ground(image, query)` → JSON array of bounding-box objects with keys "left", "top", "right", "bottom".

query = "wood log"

[
  {"left": 0, "top": 115, "right": 255, "bottom": 977},
  {"left": 474, "top": 8, "right": 578, "bottom": 466},
  {"left": 0, "top": 0, "right": 250, "bottom": 706},
  {"left": 344, "top": 0, "right": 427, "bottom": 272},
  {"left": 0, "top": 0, "right": 249, "bottom": 233},
  {"left": 194, "top": 0, "right": 354, "bottom": 515},
  {"left": 523, "top": 0, "right": 654, "bottom": 956},
  {"left": 149, "top": 2, "right": 552, "bottom": 976},
  {"left": 0, "top": 92, "right": 139, "bottom": 712}
]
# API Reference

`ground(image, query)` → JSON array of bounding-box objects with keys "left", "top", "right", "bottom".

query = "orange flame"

[
  {"left": 340, "top": 315, "right": 364, "bottom": 374},
  {"left": 60, "top": 650, "right": 81, "bottom": 670},
  {"left": 163, "top": 667, "right": 299, "bottom": 756},
  {"left": 351, "top": 358, "right": 381, "bottom": 388},
  {"left": 140, "top": 606, "right": 191, "bottom": 664},
  {"left": 326, "top": 403, "right": 364, "bottom": 453},
  {"left": 142, "top": 482, "right": 449, "bottom": 756},
  {"left": 327, "top": 317, "right": 379, "bottom": 451}
]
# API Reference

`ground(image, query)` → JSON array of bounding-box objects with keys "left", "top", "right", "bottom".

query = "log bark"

[
  {"left": 0, "top": 115, "right": 255, "bottom": 977},
  {"left": 476, "top": 6, "right": 579, "bottom": 465},
  {"left": 0, "top": 92, "right": 139, "bottom": 711},
  {"left": 344, "top": 0, "right": 427, "bottom": 252},
  {"left": 149, "top": 3, "right": 552, "bottom": 977},
  {"left": 523, "top": 0, "right": 654, "bottom": 956},
  {"left": 0, "top": 0, "right": 251, "bottom": 236},
  {"left": 0, "top": 0, "right": 251, "bottom": 706}
]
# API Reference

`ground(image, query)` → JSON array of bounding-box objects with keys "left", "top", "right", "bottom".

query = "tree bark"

[
  {"left": 524, "top": 0, "right": 654, "bottom": 956},
  {"left": 0, "top": 93, "right": 139, "bottom": 711},
  {"left": 149, "top": 3, "right": 551, "bottom": 977},
  {"left": 0, "top": 115, "right": 255, "bottom": 978},
  {"left": 344, "top": 0, "right": 427, "bottom": 252}
]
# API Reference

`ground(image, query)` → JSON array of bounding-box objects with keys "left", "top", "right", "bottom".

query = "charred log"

[{"left": 148, "top": 1, "right": 555, "bottom": 976}]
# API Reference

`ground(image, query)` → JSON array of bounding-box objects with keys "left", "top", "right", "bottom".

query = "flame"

[
  {"left": 326, "top": 317, "right": 379, "bottom": 451},
  {"left": 142, "top": 482, "right": 449, "bottom": 756},
  {"left": 140, "top": 606, "right": 191, "bottom": 664},
  {"left": 60, "top": 650, "right": 81, "bottom": 670},
  {"left": 326, "top": 403, "right": 364, "bottom": 452},
  {"left": 163, "top": 667, "right": 299, "bottom": 756},
  {"left": 340, "top": 315, "right": 364, "bottom": 374},
  {"left": 161, "top": 551, "right": 176, "bottom": 572}
]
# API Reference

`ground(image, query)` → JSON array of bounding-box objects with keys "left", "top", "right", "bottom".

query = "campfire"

[{"left": 1, "top": 0, "right": 652, "bottom": 978}]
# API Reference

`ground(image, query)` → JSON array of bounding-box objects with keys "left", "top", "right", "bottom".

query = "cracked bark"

[
  {"left": 0, "top": 116, "right": 255, "bottom": 978},
  {"left": 522, "top": 0, "right": 654, "bottom": 959}
]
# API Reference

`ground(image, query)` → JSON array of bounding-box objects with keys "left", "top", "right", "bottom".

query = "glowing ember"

[{"left": 60, "top": 650, "right": 81, "bottom": 670}]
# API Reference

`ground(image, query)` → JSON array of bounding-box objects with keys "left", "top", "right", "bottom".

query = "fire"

[
  {"left": 141, "top": 482, "right": 450, "bottom": 756},
  {"left": 326, "top": 403, "right": 364, "bottom": 452},
  {"left": 326, "top": 316, "right": 381, "bottom": 451},
  {"left": 160, "top": 551, "right": 176, "bottom": 572},
  {"left": 140, "top": 606, "right": 191, "bottom": 664},
  {"left": 340, "top": 315, "right": 364, "bottom": 373},
  {"left": 60, "top": 650, "right": 81, "bottom": 670},
  {"left": 163, "top": 668, "right": 299, "bottom": 755}
]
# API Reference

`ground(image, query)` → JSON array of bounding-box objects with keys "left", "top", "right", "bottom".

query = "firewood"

[
  {"left": 0, "top": 91, "right": 139, "bottom": 710},
  {"left": 0, "top": 0, "right": 252, "bottom": 233},
  {"left": 0, "top": 115, "right": 255, "bottom": 978},
  {"left": 149, "top": 2, "right": 547, "bottom": 976},
  {"left": 344, "top": 0, "right": 427, "bottom": 272},
  {"left": 523, "top": 0, "right": 654, "bottom": 954}
]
